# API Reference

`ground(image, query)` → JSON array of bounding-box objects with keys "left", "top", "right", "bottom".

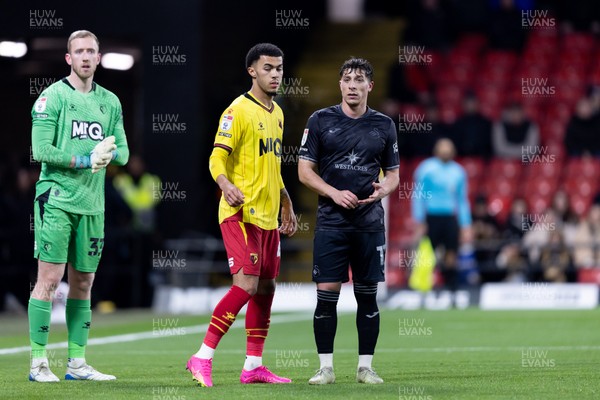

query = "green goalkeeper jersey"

[{"left": 31, "top": 78, "right": 129, "bottom": 215}]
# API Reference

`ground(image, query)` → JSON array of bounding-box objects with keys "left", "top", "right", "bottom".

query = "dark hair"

[
  {"left": 245, "top": 43, "right": 284, "bottom": 68},
  {"left": 339, "top": 57, "right": 374, "bottom": 81}
]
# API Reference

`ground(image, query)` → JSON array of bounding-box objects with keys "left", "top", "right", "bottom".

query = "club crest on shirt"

[{"left": 250, "top": 253, "right": 259, "bottom": 265}]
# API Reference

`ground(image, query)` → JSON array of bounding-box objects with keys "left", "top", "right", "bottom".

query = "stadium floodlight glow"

[
  {"left": 101, "top": 52, "right": 134, "bottom": 71},
  {"left": 0, "top": 41, "right": 27, "bottom": 58}
]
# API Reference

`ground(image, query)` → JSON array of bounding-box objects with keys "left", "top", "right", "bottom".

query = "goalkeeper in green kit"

[{"left": 28, "top": 30, "right": 129, "bottom": 382}]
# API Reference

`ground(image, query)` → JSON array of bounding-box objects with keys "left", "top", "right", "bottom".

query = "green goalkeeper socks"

[
  {"left": 28, "top": 298, "right": 52, "bottom": 358},
  {"left": 66, "top": 299, "right": 92, "bottom": 359}
]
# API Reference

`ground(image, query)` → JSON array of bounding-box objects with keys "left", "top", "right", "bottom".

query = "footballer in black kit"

[
  {"left": 299, "top": 104, "right": 399, "bottom": 282},
  {"left": 298, "top": 57, "right": 399, "bottom": 385}
]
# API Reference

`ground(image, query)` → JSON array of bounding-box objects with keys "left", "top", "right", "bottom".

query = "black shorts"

[
  {"left": 312, "top": 230, "right": 386, "bottom": 284},
  {"left": 426, "top": 214, "right": 459, "bottom": 252}
]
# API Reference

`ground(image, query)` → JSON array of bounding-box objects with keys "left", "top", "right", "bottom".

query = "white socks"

[
  {"left": 243, "top": 356, "right": 262, "bottom": 370},
  {"left": 195, "top": 343, "right": 215, "bottom": 359},
  {"left": 67, "top": 358, "right": 86, "bottom": 368},
  {"left": 31, "top": 357, "right": 48, "bottom": 367},
  {"left": 358, "top": 354, "right": 373, "bottom": 369},
  {"left": 318, "top": 353, "right": 333, "bottom": 369}
]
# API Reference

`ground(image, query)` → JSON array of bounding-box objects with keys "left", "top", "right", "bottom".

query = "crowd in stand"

[{"left": 385, "top": 0, "right": 600, "bottom": 286}]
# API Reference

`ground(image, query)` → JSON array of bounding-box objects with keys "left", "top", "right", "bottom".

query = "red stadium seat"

[
  {"left": 526, "top": 159, "right": 563, "bottom": 179},
  {"left": 457, "top": 157, "right": 485, "bottom": 180},
  {"left": 522, "top": 176, "right": 558, "bottom": 197},
  {"left": 527, "top": 194, "right": 552, "bottom": 214},
  {"left": 540, "top": 120, "right": 567, "bottom": 143},
  {"left": 487, "top": 194, "right": 512, "bottom": 224},
  {"left": 489, "top": 159, "right": 523, "bottom": 180},
  {"left": 561, "top": 32, "right": 595, "bottom": 52},
  {"left": 563, "top": 178, "right": 598, "bottom": 198},
  {"left": 570, "top": 193, "right": 594, "bottom": 218},
  {"left": 483, "top": 176, "right": 518, "bottom": 197},
  {"left": 565, "top": 158, "right": 600, "bottom": 179}
]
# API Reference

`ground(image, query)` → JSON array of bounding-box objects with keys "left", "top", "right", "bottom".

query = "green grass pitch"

[{"left": 1, "top": 308, "right": 599, "bottom": 399}]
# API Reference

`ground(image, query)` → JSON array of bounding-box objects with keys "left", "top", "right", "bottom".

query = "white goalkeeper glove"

[{"left": 90, "top": 136, "right": 117, "bottom": 173}]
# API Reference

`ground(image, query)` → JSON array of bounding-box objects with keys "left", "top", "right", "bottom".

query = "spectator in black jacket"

[
  {"left": 565, "top": 96, "right": 600, "bottom": 157},
  {"left": 452, "top": 94, "right": 493, "bottom": 157}
]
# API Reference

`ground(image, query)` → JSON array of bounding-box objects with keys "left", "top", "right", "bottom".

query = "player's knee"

[
  {"left": 353, "top": 282, "right": 378, "bottom": 303},
  {"left": 317, "top": 282, "right": 342, "bottom": 292},
  {"left": 70, "top": 274, "right": 95, "bottom": 293},
  {"left": 259, "top": 280, "right": 276, "bottom": 295},
  {"left": 236, "top": 283, "right": 258, "bottom": 296}
]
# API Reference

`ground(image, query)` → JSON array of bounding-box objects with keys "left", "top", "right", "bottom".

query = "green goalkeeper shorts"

[{"left": 33, "top": 196, "right": 105, "bottom": 273}]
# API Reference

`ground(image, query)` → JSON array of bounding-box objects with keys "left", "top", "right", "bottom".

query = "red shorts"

[{"left": 220, "top": 217, "right": 281, "bottom": 279}]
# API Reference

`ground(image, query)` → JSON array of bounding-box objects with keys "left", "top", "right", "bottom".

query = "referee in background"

[{"left": 411, "top": 138, "right": 473, "bottom": 294}]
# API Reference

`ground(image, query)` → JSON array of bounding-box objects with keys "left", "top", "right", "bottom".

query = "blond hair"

[{"left": 67, "top": 30, "right": 99, "bottom": 53}]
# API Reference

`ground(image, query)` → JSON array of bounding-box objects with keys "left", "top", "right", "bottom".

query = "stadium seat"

[
  {"left": 487, "top": 194, "right": 512, "bottom": 225},
  {"left": 526, "top": 159, "right": 563, "bottom": 179},
  {"left": 570, "top": 193, "right": 594, "bottom": 218},
  {"left": 563, "top": 178, "right": 598, "bottom": 198},
  {"left": 526, "top": 194, "right": 552, "bottom": 214},
  {"left": 565, "top": 158, "right": 600, "bottom": 179},
  {"left": 457, "top": 157, "right": 485, "bottom": 180},
  {"left": 483, "top": 176, "right": 518, "bottom": 197},
  {"left": 489, "top": 159, "right": 523, "bottom": 180}
]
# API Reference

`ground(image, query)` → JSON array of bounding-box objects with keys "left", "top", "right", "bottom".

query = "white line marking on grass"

[{"left": 0, "top": 313, "right": 313, "bottom": 356}]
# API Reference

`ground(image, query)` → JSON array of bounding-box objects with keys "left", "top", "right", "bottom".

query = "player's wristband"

[
  {"left": 74, "top": 155, "right": 91, "bottom": 169},
  {"left": 111, "top": 150, "right": 119, "bottom": 160}
]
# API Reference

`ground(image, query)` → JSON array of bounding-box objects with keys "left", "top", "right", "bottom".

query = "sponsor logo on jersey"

[
  {"left": 71, "top": 120, "right": 104, "bottom": 141},
  {"left": 334, "top": 149, "right": 368, "bottom": 171},
  {"left": 345, "top": 150, "right": 361, "bottom": 164},
  {"left": 258, "top": 122, "right": 265, "bottom": 130},
  {"left": 34, "top": 97, "right": 47, "bottom": 113},
  {"left": 99, "top": 105, "right": 106, "bottom": 114},
  {"left": 220, "top": 114, "right": 233, "bottom": 131},
  {"left": 69, "top": 104, "right": 76, "bottom": 111},
  {"left": 218, "top": 132, "right": 232, "bottom": 138},
  {"left": 259, "top": 137, "right": 282, "bottom": 156}
]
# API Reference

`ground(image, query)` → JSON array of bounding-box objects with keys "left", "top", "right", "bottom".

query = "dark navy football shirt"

[{"left": 299, "top": 105, "right": 399, "bottom": 231}]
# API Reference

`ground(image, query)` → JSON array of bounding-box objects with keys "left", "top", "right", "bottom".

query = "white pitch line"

[
  {"left": 0, "top": 313, "right": 313, "bottom": 356},
  {"left": 3, "top": 313, "right": 599, "bottom": 356}
]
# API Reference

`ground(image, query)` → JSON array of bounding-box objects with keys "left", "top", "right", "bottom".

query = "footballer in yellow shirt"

[
  {"left": 212, "top": 91, "right": 285, "bottom": 230},
  {"left": 186, "top": 43, "right": 297, "bottom": 388}
]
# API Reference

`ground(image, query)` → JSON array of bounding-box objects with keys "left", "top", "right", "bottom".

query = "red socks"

[
  {"left": 245, "top": 293, "right": 274, "bottom": 356},
  {"left": 204, "top": 285, "right": 251, "bottom": 349}
]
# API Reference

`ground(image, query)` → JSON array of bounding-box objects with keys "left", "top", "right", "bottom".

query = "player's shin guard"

[
  {"left": 314, "top": 289, "right": 339, "bottom": 354},
  {"left": 353, "top": 282, "right": 379, "bottom": 355},
  {"left": 66, "top": 299, "right": 92, "bottom": 359},
  {"left": 245, "top": 293, "right": 274, "bottom": 356},
  {"left": 204, "top": 285, "right": 252, "bottom": 349},
  {"left": 28, "top": 298, "right": 52, "bottom": 358}
]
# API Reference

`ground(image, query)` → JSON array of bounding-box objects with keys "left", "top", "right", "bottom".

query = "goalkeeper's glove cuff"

[
  {"left": 74, "top": 155, "right": 91, "bottom": 169},
  {"left": 111, "top": 150, "right": 119, "bottom": 161}
]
